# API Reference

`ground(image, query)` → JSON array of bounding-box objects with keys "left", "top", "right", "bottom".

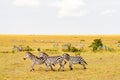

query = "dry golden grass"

[{"left": 0, "top": 35, "right": 120, "bottom": 80}]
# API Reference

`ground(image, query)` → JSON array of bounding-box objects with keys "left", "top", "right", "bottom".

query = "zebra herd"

[{"left": 23, "top": 52, "right": 88, "bottom": 72}]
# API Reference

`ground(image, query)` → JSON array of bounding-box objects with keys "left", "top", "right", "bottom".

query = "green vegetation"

[
  {"left": 37, "top": 48, "right": 41, "bottom": 51},
  {"left": 89, "top": 39, "right": 103, "bottom": 51},
  {"left": 62, "top": 43, "right": 80, "bottom": 52},
  {"left": 23, "top": 46, "right": 34, "bottom": 51}
]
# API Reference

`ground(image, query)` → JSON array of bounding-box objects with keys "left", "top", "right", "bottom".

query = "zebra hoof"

[
  {"left": 58, "top": 69, "right": 62, "bottom": 71},
  {"left": 30, "top": 69, "right": 34, "bottom": 72},
  {"left": 84, "top": 67, "right": 87, "bottom": 69},
  {"left": 45, "top": 69, "right": 48, "bottom": 72},
  {"left": 30, "top": 70, "right": 33, "bottom": 72},
  {"left": 70, "top": 68, "right": 73, "bottom": 70}
]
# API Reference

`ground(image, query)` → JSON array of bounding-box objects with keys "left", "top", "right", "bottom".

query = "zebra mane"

[
  {"left": 41, "top": 52, "right": 49, "bottom": 56},
  {"left": 26, "top": 52, "right": 39, "bottom": 59},
  {"left": 65, "top": 53, "right": 70, "bottom": 56},
  {"left": 26, "top": 51, "right": 33, "bottom": 55},
  {"left": 63, "top": 53, "right": 70, "bottom": 61}
]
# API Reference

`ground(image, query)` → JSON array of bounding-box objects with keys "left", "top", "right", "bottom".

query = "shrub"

[
  {"left": 12, "top": 50, "right": 15, "bottom": 53},
  {"left": 118, "top": 40, "right": 120, "bottom": 43},
  {"left": 70, "top": 46, "right": 78, "bottom": 52},
  {"left": 0, "top": 51, "right": 10, "bottom": 53},
  {"left": 44, "top": 48, "right": 59, "bottom": 54},
  {"left": 89, "top": 39, "right": 103, "bottom": 51},
  {"left": 62, "top": 43, "right": 79, "bottom": 52},
  {"left": 75, "top": 52, "right": 81, "bottom": 56},
  {"left": 37, "top": 48, "right": 41, "bottom": 51},
  {"left": 23, "top": 46, "right": 34, "bottom": 51},
  {"left": 45, "top": 48, "right": 58, "bottom": 51}
]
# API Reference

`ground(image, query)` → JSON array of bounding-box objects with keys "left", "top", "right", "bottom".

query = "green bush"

[
  {"left": 12, "top": 50, "right": 15, "bottom": 53},
  {"left": 62, "top": 43, "right": 79, "bottom": 52},
  {"left": 23, "top": 46, "right": 34, "bottom": 51},
  {"left": 70, "top": 46, "right": 78, "bottom": 52},
  {"left": 0, "top": 51, "right": 10, "bottom": 53},
  {"left": 45, "top": 48, "right": 58, "bottom": 51},
  {"left": 37, "top": 48, "right": 41, "bottom": 51},
  {"left": 89, "top": 39, "right": 103, "bottom": 51}
]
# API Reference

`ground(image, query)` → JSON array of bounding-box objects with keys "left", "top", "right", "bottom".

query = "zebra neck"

[
  {"left": 66, "top": 56, "right": 70, "bottom": 61},
  {"left": 29, "top": 55, "right": 36, "bottom": 61},
  {"left": 66, "top": 58, "right": 70, "bottom": 61}
]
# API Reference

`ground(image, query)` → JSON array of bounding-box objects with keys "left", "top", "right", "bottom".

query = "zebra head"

[
  {"left": 62, "top": 53, "right": 70, "bottom": 61},
  {"left": 38, "top": 52, "right": 49, "bottom": 60},
  {"left": 23, "top": 52, "right": 32, "bottom": 60}
]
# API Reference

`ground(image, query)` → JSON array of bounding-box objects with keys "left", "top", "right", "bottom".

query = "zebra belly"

[
  {"left": 35, "top": 60, "right": 44, "bottom": 64},
  {"left": 72, "top": 61, "right": 79, "bottom": 64},
  {"left": 72, "top": 62, "right": 79, "bottom": 64}
]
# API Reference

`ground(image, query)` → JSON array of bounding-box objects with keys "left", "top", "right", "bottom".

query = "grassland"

[{"left": 0, "top": 35, "right": 120, "bottom": 80}]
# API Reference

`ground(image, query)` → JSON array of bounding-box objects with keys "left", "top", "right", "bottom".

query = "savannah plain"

[{"left": 0, "top": 35, "right": 120, "bottom": 80}]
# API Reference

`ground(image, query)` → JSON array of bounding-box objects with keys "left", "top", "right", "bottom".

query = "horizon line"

[{"left": 0, "top": 33, "right": 120, "bottom": 36}]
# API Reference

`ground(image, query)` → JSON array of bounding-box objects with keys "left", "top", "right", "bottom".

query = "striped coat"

[
  {"left": 23, "top": 52, "right": 45, "bottom": 71},
  {"left": 62, "top": 53, "right": 87, "bottom": 70},
  {"left": 39, "top": 52, "right": 66, "bottom": 71}
]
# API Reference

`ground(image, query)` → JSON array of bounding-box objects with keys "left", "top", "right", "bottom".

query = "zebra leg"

[
  {"left": 69, "top": 63, "right": 73, "bottom": 70},
  {"left": 80, "top": 62, "right": 86, "bottom": 69},
  {"left": 50, "top": 65, "right": 55, "bottom": 71},
  {"left": 61, "top": 64, "right": 64, "bottom": 71},
  {"left": 61, "top": 61, "right": 66, "bottom": 71},
  {"left": 58, "top": 63, "right": 64, "bottom": 71},
  {"left": 58, "top": 63, "right": 61, "bottom": 71},
  {"left": 30, "top": 63, "right": 35, "bottom": 72},
  {"left": 45, "top": 63, "right": 49, "bottom": 71}
]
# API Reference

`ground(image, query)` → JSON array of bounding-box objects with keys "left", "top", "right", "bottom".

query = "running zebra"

[
  {"left": 39, "top": 52, "right": 66, "bottom": 71},
  {"left": 62, "top": 53, "right": 88, "bottom": 70},
  {"left": 23, "top": 52, "right": 45, "bottom": 71}
]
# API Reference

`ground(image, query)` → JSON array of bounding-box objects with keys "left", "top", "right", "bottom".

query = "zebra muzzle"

[{"left": 23, "top": 58, "right": 26, "bottom": 60}]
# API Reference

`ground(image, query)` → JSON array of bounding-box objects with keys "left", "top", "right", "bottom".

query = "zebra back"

[
  {"left": 62, "top": 53, "right": 87, "bottom": 65},
  {"left": 39, "top": 52, "right": 66, "bottom": 65}
]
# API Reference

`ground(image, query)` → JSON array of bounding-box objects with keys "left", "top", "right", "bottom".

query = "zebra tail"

[{"left": 83, "top": 60, "right": 88, "bottom": 65}]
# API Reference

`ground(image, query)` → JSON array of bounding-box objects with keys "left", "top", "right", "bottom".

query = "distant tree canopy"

[{"left": 89, "top": 39, "right": 103, "bottom": 51}]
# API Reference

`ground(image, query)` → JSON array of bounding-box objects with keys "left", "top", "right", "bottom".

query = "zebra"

[
  {"left": 62, "top": 53, "right": 87, "bottom": 70},
  {"left": 23, "top": 52, "right": 45, "bottom": 72},
  {"left": 13, "top": 45, "right": 23, "bottom": 52},
  {"left": 38, "top": 52, "right": 66, "bottom": 71}
]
